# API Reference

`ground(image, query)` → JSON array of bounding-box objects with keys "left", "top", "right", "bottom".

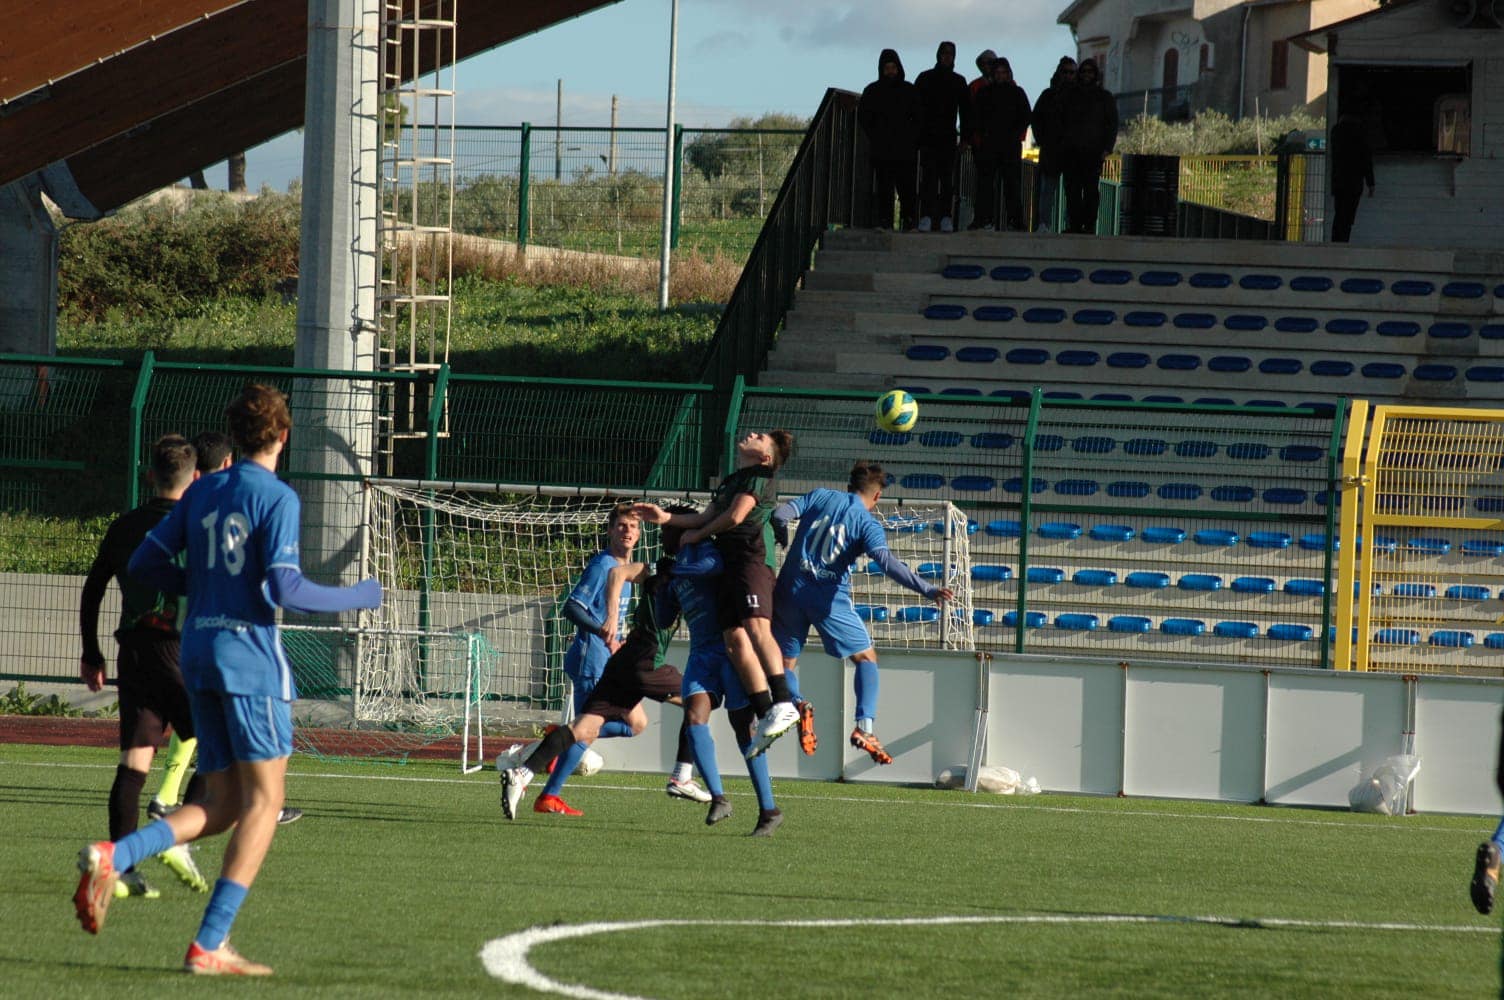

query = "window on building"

[
  {"left": 1162, "top": 48, "right": 1179, "bottom": 91},
  {"left": 1337, "top": 63, "right": 1473, "bottom": 156},
  {"left": 1270, "top": 39, "right": 1289, "bottom": 90},
  {"left": 1199, "top": 44, "right": 1211, "bottom": 74}
]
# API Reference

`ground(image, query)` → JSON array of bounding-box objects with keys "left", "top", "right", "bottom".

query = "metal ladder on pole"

[{"left": 377, "top": 0, "right": 457, "bottom": 473}]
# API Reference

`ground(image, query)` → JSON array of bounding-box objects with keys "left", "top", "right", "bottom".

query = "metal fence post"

[
  {"left": 518, "top": 122, "right": 532, "bottom": 252},
  {"left": 670, "top": 124, "right": 684, "bottom": 250},
  {"left": 126, "top": 350, "right": 156, "bottom": 509}
]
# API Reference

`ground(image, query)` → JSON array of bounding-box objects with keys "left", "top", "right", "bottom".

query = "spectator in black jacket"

[
  {"left": 973, "top": 57, "right": 1031, "bottom": 231},
  {"left": 1329, "top": 109, "right": 1375, "bottom": 243},
  {"left": 914, "top": 41, "right": 972, "bottom": 233},
  {"left": 1059, "top": 58, "right": 1118, "bottom": 234},
  {"left": 858, "top": 48, "right": 922, "bottom": 231},
  {"left": 1030, "top": 57, "right": 1076, "bottom": 232}
]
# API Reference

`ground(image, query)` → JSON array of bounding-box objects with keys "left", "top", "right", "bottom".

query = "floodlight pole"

[{"left": 657, "top": 0, "right": 679, "bottom": 312}]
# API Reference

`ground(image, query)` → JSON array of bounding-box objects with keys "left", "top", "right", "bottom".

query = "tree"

[{"left": 684, "top": 113, "right": 808, "bottom": 182}]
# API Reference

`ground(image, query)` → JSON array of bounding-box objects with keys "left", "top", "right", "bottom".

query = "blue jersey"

[
  {"left": 777, "top": 489, "right": 889, "bottom": 596},
  {"left": 563, "top": 551, "right": 632, "bottom": 684},
  {"left": 663, "top": 573, "right": 723, "bottom": 653},
  {"left": 138, "top": 461, "right": 301, "bottom": 699}
]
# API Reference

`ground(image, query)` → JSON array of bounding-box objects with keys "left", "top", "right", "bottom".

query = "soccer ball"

[
  {"left": 875, "top": 389, "right": 919, "bottom": 433},
  {"left": 574, "top": 747, "right": 604, "bottom": 776}
]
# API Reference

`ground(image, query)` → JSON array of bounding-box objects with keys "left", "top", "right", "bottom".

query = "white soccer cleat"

[
  {"left": 499, "top": 766, "right": 531, "bottom": 821},
  {"left": 745, "top": 701, "right": 800, "bottom": 759},
  {"left": 666, "top": 777, "right": 712, "bottom": 803}
]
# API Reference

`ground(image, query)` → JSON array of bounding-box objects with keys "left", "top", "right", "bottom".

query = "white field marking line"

[
  {"left": 480, "top": 914, "right": 1495, "bottom": 1000},
  {"left": 0, "top": 758, "right": 1481, "bottom": 836}
]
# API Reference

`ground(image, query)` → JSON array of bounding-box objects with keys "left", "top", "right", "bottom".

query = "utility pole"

[
  {"left": 657, "top": 0, "right": 679, "bottom": 311},
  {"left": 609, "top": 95, "right": 619, "bottom": 176},
  {"left": 555, "top": 79, "right": 563, "bottom": 180}
]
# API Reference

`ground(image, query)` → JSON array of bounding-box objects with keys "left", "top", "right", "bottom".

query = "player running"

[
  {"left": 770, "top": 461, "right": 953, "bottom": 765},
  {"left": 73, "top": 385, "right": 382, "bottom": 976}
]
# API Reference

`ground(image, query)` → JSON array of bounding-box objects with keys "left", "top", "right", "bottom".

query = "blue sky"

[{"left": 237, "top": 0, "right": 1076, "bottom": 192}]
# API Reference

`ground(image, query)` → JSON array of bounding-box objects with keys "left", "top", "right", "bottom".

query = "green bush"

[{"left": 1116, "top": 109, "right": 1323, "bottom": 156}]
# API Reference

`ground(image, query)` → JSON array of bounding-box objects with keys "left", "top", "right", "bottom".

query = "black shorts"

[
  {"left": 115, "top": 631, "right": 194, "bottom": 751},
  {"left": 582, "top": 658, "right": 684, "bottom": 722},
  {"left": 715, "top": 558, "right": 775, "bottom": 631}
]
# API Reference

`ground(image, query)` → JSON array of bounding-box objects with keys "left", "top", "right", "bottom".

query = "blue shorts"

[
  {"left": 189, "top": 689, "right": 293, "bottom": 773},
  {"left": 680, "top": 647, "right": 749, "bottom": 712},
  {"left": 773, "top": 585, "right": 872, "bottom": 660}
]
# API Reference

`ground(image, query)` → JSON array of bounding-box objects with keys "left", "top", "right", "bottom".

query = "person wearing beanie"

[
  {"left": 1030, "top": 57, "right": 1077, "bottom": 232},
  {"left": 913, "top": 41, "right": 972, "bottom": 232},
  {"left": 1059, "top": 57, "right": 1118, "bottom": 234},
  {"left": 973, "top": 56, "right": 1032, "bottom": 231},
  {"left": 858, "top": 48, "right": 922, "bottom": 230}
]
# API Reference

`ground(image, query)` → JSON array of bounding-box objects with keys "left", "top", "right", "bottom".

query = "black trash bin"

[{"left": 1119, "top": 154, "right": 1180, "bottom": 236}]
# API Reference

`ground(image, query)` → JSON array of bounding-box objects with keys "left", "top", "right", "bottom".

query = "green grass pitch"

[{"left": 3, "top": 742, "right": 1498, "bottom": 998}]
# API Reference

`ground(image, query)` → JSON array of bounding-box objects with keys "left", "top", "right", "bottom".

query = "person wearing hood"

[
  {"left": 1059, "top": 57, "right": 1118, "bottom": 235},
  {"left": 1030, "top": 57, "right": 1076, "bottom": 232},
  {"left": 858, "top": 48, "right": 922, "bottom": 230},
  {"left": 913, "top": 41, "right": 972, "bottom": 233},
  {"left": 972, "top": 56, "right": 1031, "bottom": 231}
]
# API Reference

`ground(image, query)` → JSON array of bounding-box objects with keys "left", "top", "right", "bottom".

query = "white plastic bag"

[
  {"left": 1348, "top": 754, "right": 1420, "bottom": 815},
  {"left": 935, "top": 765, "right": 1040, "bottom": 795}
]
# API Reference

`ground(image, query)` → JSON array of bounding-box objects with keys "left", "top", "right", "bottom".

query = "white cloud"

[{"left": 701, "top": 0, "right": 1071, "bottom": 53}]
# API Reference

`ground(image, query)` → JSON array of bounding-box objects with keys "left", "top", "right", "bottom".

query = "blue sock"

[
  {"left": 853, "top": 659, "right": 879, "bottom": 724},
  {"left": 783, "top": 668, "right": 802, "bottom": 703},
  {"left": 542, "top": 741, "right": 588, "bottom": 797},
  {"left": 598, "top": 720, "right": 634, "bottom": 739},
  {"left": 1491, "top": 815, "right": 1504, "bottom": 852},
  {"left": 114, "top": 818, "right": 175, "bottom": 873},
  {"left": 688, "top": 724, "right": 723, "bottom": 797},
  {"left": 742, "top": 743, "right": 776, "bottom": 812},
  {"left": 194, "top": 878, "right": 249, "bottom": 951}
]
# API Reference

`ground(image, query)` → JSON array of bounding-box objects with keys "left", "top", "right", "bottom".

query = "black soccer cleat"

[{"left": 1471, "top": 841, "right": 1500, "bottom": 915}]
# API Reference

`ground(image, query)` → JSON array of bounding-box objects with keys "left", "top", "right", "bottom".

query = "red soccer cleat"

[
  {"left": 184, "top": 940, "right": 274, "bottom": 976},
  {"left": 73, "top": 841, "right": 119, "bottom": 935},
  {"left": 533, "top": 794, "right": 582, "bottom": 816}
]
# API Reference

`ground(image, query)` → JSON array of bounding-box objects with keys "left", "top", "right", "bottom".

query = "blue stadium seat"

[
  {"left": 1446, "top": 585, "right": 1491, "bottom": 600},
  {"left": 923, "top": 304, "right": 967, "bottom": 320},
  {"left": 1109, "top": 616, "right": 1152, "bottom": 633},
  {"left": 1173, "top": 313, "right": 1216, "bottom": 329},
  {"left": 919, "top": 430, "right": 964, "bottom": 447},
  {"left": 1043, "top": 391, "right": 1084, "bottom": 400},
  {"left": 1090, "top": 524, "right": 1135, "bottom": 542},
  {"left": 1158, "top": 483, "right": 1203, "bottom": 500},
  {"left": 1407, "top": 537, "right": 1451, "bottom": 555},
  {"left": 1161, "top": 618, "right": 1206, "bottom": 636},
  {"left": 1467, "top": 366, "right": 1504, "bottom": 382},
  {"left": 1193, "top": 529, "right": 1239, "bottom": 546},
  {"left": 986, "top": 519, "right": 1022, "bottom": 537},
  {"left": 1068, "top": 307, "right": 1115, "bottom": 327},
  {"left": 906, "top": 345, "right": 950, "bottom": 361},
  {"left": 1279, "top": 445, "right": 1323, "bottom": 462},
  {"left": 990, "top": 265, "right": 1033, "bottom": 281},
  {"left": 1006, "top": 348, "right": 1051, "bottom": 364},
  {"left": 971, "top": 432, "right": 1015, "bottom": 449},
  {"left": 951, "top": 476, "right": 996, "bottom": 493},
  {"left": 941, "top": 388, "right": 983, "bottom": 396},
  {"left": 1443, "top": 281, "right": 1487, "bottom": 299},
  {"left": 1126, "top": 571, "right": 1172, "bottom": 588},
  {"left": 1158, "top": 354, "right": 1202, "bottom": 370},
  {"left": 1497, "top": 284, "right": 1504, "bottom": 298},
  {"left": 1373, "top": 320, "right": 1418, "bottom": 337},
  {"left": 1224, "top": 315, "right": 1268, "bottom": 331},
  {"left": 1027, "top": 567, "right": 1065, "bottom": 583},
  {"left": 1322, "top": 318, "right": 1367, "bottom": 335},
  {"left": 1414, "top": 363, "right": 1458, "bottom": 381},
  {"left": 856, "top": 605, "right": 890, "bottom": 623},
  {"left": 972, "top": 565, "right": 1012, "bottom": 581},
  {"left": 1389, "top": 279, "right": 1433, "bottom": 296},
  {"left": 1055, "top": 613, "right": 1100, "bottom": 630},
  {"left": 1231, "top": 577, "right": 1275, "bottom": 593},
  {"left": 897, "top": 606, "right": 940, "bottom": 623},
  {"left": 1284, "top": 579, "right": 1326, "bottom": 596},
  {"left": 900, "top": 473, "right": 946, "bottom": 490},
  {"left": 1194, "top": 397, "right": 1234, "bottom": 406},
  {"left": 1054, "top": 479, "right": 1100, "bottom": 495},
  {"left": 1228, "top": 442, "right": 1272, "bottom": 460},
  {"left": 916, "top": 563, "right": 946, "bottom": 579},
  {"left": 1142, "top": 526, "right": 1186, "bottom": 544},
  {"left": 1476, "top": 497, "right": 1504, "bottom": 512},
  {"left": 1073, "top": 569, "right": 1119, "bottom": 587},
  {"left": 1142, "top": 395, "right": 1184, "bottom": 404},
  {"left": 1428, "top": 321, "right": 1471, "bottom": 339},
  {"left": 1463, "top": 539, "right": 1504, "bottom": 556},
  {"left": 869, "top": 430, "right": 912, "bottom": 446},
  {"left": 1275, "top": 317, "right": 1319, "bottom": 333},
  {"left": 1001, "top": 610, "right": 1048, "bottom": 628},
  {"left": 1022, "top": 307, "right": 1067, "bottom": 324},
  {"left": 1093, "top": 392, "right": 1134, "bottom": 401},
  {"left": 1140, "top": 270, "right": 1182, "bottom": 286},
  {"left": 1311, "top": 360, "right": 1354, "bottom": 377},
  {"left": 1482, "top": 324, "right": 1504, "bottom": 340},
  {"left": 859, "top": 561, "right": 883, "bottom": 574},
  {"left": 973, "top": 609, "right": 996, "bottom": 626},
  {"left": 1362, "top": 536, "right": 1400, "bottom": 553},
  {"left": 1190, "top": 272, "right": 1232, "bottom": 288},
  {"left": 897, "top": 385, "right": 932, "bottom": 395},
  {"left": 1259, "top": 358, "right": 1302, "bottom": 375},
  {"left": 1108, "top": 481, "right": 1152, "bottom": 498},
  {"left": 1340, "top": 277, "right": 1385, "bottom": 295},
  {"left": 1268, "top": 624, "right": 1314, "bottom": 641},
  {"left": 1176, "top": 440, "right": 1218, "bottom": 458},
  {"left": 1090, "top": 268, "right": 1133, "bottom": 285},
  {"left": 1215, "top": 621, "right": 1260, "bottom": 638},
  {"left": 942, "top": 264, "right": 986, "bottom": 280},
  {"left": 973, "top": 305, "right": 1017, "bottom": 322},
  {"left": 1247, "top": 531, "right": 1292, "bottom": 549},
  {"left": 1039, "top": 522, "right": 1082, "bottom": 540},
  {"left": 1430, "top": 630, "right": 1475, "bottom": 647},
  {"left": 1108, "top": 352, "right": 1152, "bottom": 368},
  {"left": 990, "top": 389, "right": 1031, "bottom": 401},
  {"left": 956, "top": 346, "right": 1000, "bottom": 363},
  {"left": 1211, "top": 485, "right": 1257, "bottom": 502},
  {"left": 1374, "top": 628, "right": 1420, "bottom": 645},
  {"left": 1487, "top": 634, "right": 1504, "bottom": 650},
  {"left": 1034, "top": 434, "right": 1065, "bottom": 451},
  {"left": 1209, "top": 356, "right": 1252, "bottom": 373},
  {"left": 1124, "top": 311, "right": 1167, "bottom": 327},
  {"left": 1262, "top": 488, "right": 1307, "bottom": 505},
  {"left": 1057, "top": 349, "right": 1102, "bottom": 365},
  {"left": 1239, "top": 274, "right": 1282, "bottom": 290},
  {"left": 1249, "top": 400, "right": 1288, "bottom": 410},
  {"left": 1289, "top": 276, "right": 1333, "bottom": 292},
  {"left": 1294, "top": 401, "right": 1337, "bottom": 418},
  {"left": 1073, "top": 435, "right": 1115, "bottom": 454},
  {"left": 1179, "top": 574, "right": 1224, "bottom": 591},
  {"left": 1041, "top": 267, "right": 1084, "bottom": 283}
]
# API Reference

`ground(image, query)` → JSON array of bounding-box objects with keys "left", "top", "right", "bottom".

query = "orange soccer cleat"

[
  {"left": 849, "top": 727, "right": 893, "bottom": 765},
  {"left": 184, "top": 940, "right": 274, "bottom": 976},
  {"left": 73, "top": 841, "right": 119, "bottom": 934},
  {"left": 533, "top": 794, "right": 583, "bottom": 816},
  {"left": 797, "top": 700, "right": 818, "bottom": 755}
]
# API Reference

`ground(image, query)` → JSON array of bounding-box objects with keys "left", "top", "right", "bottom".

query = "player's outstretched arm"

[
  {"left": 601, "top": 562, "right": 649, "bottom": 650},
  {"left": 266, "top": 567, "right": 382, "bottom": 614},
  {"left": 870, "top": 547, "right": 950, "bottom": 602},
  {"left": 631, "top": 502, "right": 712, "bottom": 529},
  {"left": 682, "top": 494, "right": 755, "bottom": 545}
]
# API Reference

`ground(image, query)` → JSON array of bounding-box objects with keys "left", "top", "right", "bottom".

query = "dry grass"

[{"left": 444, "top": 235, "right": 741, "bottom": 305}]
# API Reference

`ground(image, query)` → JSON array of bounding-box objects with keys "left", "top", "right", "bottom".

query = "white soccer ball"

[{"left": 574, "top": 747, "right": 605, "bottom": 776}]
